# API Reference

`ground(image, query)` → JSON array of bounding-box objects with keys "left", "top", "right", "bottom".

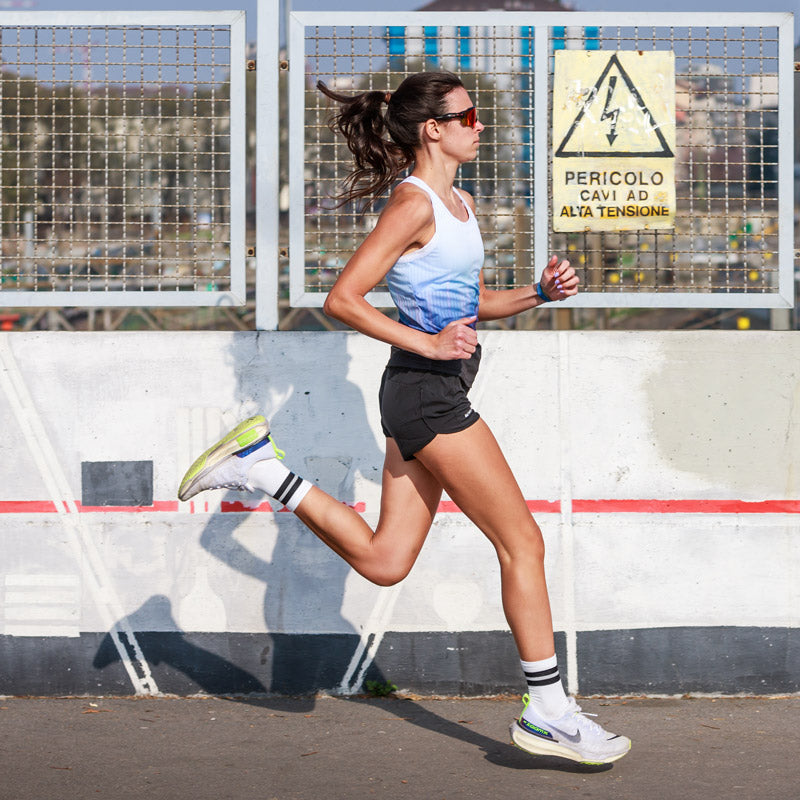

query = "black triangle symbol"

[{"left": 555, "top": 53, "right": 674, "bottom": 159}]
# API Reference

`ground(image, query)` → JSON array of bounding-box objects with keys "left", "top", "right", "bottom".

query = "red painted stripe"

[
  {"left": 438, "top": 500, "right": 561, "bottom": 513},
  {"left": 220, "top": 500, "right": 367, "bottom": 514},
  {"left": 0, "top": 499, "right": 796, "bottom": 514},
  {"left": 212, "top": 498, "right": 796, "bottom": 515},
  {"left": 75, "top": 501, "right": 180, "bottom": 513},
  {"left": 221, "top": 499, "right": 275, "bottom": 513},
  {"left": 573, "top": 499, "right": 800, "bottom": 514},
  {"left": 0, "top": 500, "right": 59, "bottom": 513},
  {"left": 527, "top": 500, "right": 561, "bottom": 513}
]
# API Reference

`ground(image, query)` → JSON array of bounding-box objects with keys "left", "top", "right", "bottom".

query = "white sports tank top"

[{"left": 385, "top": 175, "right": 484, "bottom": 335}]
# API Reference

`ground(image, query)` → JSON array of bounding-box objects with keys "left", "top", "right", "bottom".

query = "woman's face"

[{"left": 438, "top": 86, "right": 484, "bottom": 162}]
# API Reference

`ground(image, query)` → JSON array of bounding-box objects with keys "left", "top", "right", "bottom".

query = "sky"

[{"left": 3, "top": 0, "right": 797, "bottom": 34}]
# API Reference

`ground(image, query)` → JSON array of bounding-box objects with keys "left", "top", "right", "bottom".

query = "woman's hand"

[
  {"left": 539, "top": 255, "right": 579, "bottom": 301},
  {"left": 429, "top": 316, "right": 478, "bottom": 360}
]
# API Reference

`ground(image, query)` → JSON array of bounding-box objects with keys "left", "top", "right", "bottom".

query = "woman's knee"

[
  {"left": 354, "top": 537, "right": 419, "bottom": 586},
  {"left": 496, "top": 526, "right": 546, "bottom": 570},
  {"left": 368, "top": 558, "right": 414, "bottom": 587}
]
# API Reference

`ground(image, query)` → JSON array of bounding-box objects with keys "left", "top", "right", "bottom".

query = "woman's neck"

[{"left": 411, "top": 154, "right": 460, "bottom": 203}]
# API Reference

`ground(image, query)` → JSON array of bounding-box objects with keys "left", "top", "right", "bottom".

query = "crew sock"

[
  {"left": 242, "top": 445, "right": 312, "bottom": 512},
  {"left": 520, "top": 655, "right": 570, "bottom": 721}
]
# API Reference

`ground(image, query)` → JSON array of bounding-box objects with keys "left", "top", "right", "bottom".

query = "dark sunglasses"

[{"left": 433, "top": 106, "right": 477, "bottom": 128}]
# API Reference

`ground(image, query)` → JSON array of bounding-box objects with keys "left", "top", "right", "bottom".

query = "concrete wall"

[{"left": 0, "top": 330, "right": 798, "bottom": 697}]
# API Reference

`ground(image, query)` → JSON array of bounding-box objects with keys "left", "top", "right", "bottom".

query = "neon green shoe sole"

[{"left": 178, "top": 415, "right": 270, "bottom": 501}]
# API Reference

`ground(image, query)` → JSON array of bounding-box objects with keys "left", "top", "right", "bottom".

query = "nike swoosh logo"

[
  {"left": 517, "top": 718, "right": 581, "bottom": 745},
  {"left": 547, "top": 723, "right": 582, "bottom": 744}
]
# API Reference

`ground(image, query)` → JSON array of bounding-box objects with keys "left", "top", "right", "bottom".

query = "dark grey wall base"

[
  {"left": 578, "top": 627, "right": 800, "bottom": 695},
  {"left": 0, "top": 630, "right": 547, "bottom": 697},
  {"left": 0, "top": 627, "right": 796, "bottom": 697}
]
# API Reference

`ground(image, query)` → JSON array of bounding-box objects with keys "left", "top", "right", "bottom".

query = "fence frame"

[
  {"left": 255, "top": 0, "right": 280, "bottom": 330},
  {"left": 0, "top": 9, "right": 248, "bottom": 309},
  {"left": 285, "top": 10, "right": 795, "bottom": 315}
]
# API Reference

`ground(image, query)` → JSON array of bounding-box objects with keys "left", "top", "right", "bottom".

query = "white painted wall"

[{"left": 0, "top": 331, "right": 798, "bottom": 692}]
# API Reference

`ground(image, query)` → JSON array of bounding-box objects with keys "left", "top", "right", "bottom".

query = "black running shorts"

[{"left": 378, "top": 352, "right": 481, "bottom": 461}]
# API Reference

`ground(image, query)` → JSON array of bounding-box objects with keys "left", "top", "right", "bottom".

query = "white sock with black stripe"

[
  {"left": 521, "top": 654, "right": 570, "bottom": 721},
  {"left": 246, "top": 453, "right": 312, "bottom": 512}
]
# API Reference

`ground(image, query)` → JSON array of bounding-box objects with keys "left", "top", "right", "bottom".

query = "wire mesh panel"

[
  {"left": 549, "top": 18, "right": 792, "bottom": 306},
  {"left": 0, "top": 11, "right": 246, "bottom": 307},
  {"left": 290, "top": 16, "right": 538, "bottom": 307},
  {"left": 288, "top": 12, "right": 794, "bottom": 309}
]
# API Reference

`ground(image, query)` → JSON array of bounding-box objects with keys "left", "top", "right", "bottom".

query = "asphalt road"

[{"left": 2, "top": 695, "right": 797, "bottom": 800}]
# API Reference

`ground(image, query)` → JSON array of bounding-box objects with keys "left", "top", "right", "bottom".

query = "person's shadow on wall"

[
  {"left": 93, "top": 334, "right": 387, "bottom": 702},
  {"left": 202, "top": 335, "right": 388, "bottom": 705},
  {"left": 92, "top": 334, "right": 612, "bottom": 774},
  {"left": 93, "top": 594, "right": 267, "bottom": 695}
]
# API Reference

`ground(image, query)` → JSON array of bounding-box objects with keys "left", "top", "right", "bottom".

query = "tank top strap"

[{"left": 401, "top": 174, "right": 432, "bottom": 194}]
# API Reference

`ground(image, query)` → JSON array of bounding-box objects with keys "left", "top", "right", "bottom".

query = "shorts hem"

[{"left": 398, "top": 411, "right": 481, "bottom": 461}]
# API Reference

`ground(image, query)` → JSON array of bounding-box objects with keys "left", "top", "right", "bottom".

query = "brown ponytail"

[{"left": 317, "top": 71, "right": 464, "bottom": 209}]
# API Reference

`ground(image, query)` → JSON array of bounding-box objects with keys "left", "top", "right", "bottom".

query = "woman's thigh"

[
  {"left": 413, "top": 419, "right": 542, "bottom": 560},
  {"left": 369, "top": 437, "right": 444, "bottom": 578}
]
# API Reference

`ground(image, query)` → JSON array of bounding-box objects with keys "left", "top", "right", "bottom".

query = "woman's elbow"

[
  {"left": 324, "top": 283, "right": 366, "bottom": 326},
  {"left": 322, "top": 290, "right": 342, "bottom": 320}
]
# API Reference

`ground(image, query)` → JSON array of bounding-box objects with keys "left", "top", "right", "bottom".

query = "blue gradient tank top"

[{"left": 385, "top": 176, "right": 483, "bottom": 335}]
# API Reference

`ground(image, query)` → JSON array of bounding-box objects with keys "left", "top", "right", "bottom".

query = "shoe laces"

[
  {"left": 564, "top": 699, "right": 608, "bottom": 737},
  {"left": 521, "top": 694, "right": 607, "bottom": 737},
  {"left": 215, "top": 480, "right": 254, "bottom": 492}
]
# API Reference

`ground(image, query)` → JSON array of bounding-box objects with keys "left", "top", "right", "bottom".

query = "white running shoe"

[
  {"left": 510, "top": 695, "right": 631, "bottom": 765},
  {"left": 177, "top": 415, "right": 284, "bottom": 501}
]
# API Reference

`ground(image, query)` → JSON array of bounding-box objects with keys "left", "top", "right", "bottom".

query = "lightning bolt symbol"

[{"left": 600, "top": 75, "right": 620, "bottom": 146}]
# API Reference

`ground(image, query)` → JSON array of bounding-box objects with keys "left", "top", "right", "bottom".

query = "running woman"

[{"left": 178, "top": 71, "right": 630, "bottom": 765}]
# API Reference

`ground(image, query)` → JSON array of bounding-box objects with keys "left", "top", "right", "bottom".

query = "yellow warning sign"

[{"left": 552, "top": 50, "right": 676, "bottom": 232}]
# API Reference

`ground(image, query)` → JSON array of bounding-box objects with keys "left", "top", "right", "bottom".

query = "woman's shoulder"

[{"left": 383, "top": 180, "right": 435, "bottom": 224}]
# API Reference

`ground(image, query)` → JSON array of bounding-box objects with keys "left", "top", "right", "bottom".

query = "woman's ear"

[{"left": 421, "top": 117, "right": 442, "bottom": 142}]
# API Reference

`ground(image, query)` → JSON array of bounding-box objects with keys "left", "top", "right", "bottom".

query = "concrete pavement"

[{"left": 2, "top": 695, "right": 797, "bottom": 800}]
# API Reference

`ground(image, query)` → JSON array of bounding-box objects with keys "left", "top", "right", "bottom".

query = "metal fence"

[
  {"left": 288, "top": 12, "right": 794, "bottom": 310},
  {"left": 0, "top": 9, "right": 794, "bottom": 322},
  {"left": 0, "top": 11, "right": 246, "bottom": 307}
]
